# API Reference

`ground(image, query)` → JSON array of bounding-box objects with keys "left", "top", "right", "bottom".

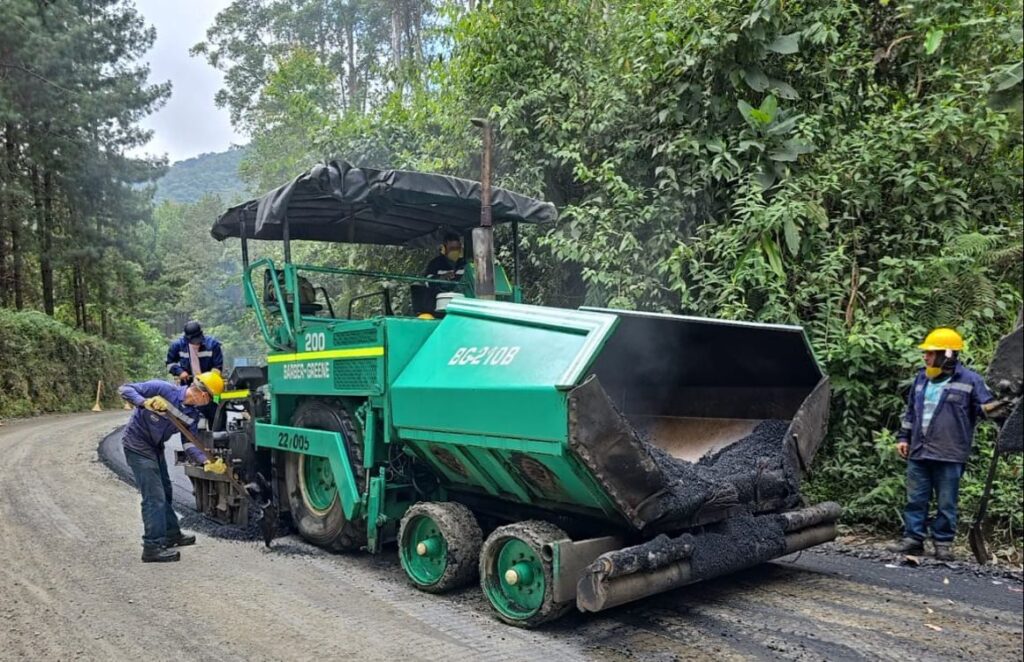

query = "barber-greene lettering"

[{"left": 283, "top": 361, "right": 331, "bottom": 380}]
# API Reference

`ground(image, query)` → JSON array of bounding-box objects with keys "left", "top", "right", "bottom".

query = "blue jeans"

[
  {"left": 903, "top": 459, "right": 964, "bottom": 543},
  {"left": 124, "top": 448, "right": 181, "bottom": 548}
]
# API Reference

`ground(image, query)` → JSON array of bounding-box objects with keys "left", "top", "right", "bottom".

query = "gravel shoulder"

[{"left": 2, "top": 412, "right": 1021, "bottom": 661}]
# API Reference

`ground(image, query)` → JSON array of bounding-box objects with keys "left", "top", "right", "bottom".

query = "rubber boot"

[
  {"left": 934, "top": 542, "right": 955, "bottom": 561},
  {"left": 142, "top": 545, "right": 181, "bottom": 563},
  {"left": 166, "top": 533, "right": 196, "bottom": 548},
  {"left": 886, "top": 537, "right": 924, "bottom": 554}
]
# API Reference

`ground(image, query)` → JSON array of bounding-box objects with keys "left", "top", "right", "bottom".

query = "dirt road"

[{"left": 2, "top": 412, "right": 1021, "bottom": 661}]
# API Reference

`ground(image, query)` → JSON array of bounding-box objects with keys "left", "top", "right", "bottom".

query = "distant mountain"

[{"left": 155, "top": 147, "right": 249, "bottom": 204}]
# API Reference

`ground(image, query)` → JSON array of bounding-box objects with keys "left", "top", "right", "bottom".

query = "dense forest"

[
  {"left": 1, "top": 0, "right": 1022, "bottom": 549},
  {"left": 154, "top": 148, "right": 247, "bottom": 203}
]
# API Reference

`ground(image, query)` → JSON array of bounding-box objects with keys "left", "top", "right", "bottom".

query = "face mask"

[
  {"left": 446, "top": 249, "right": 462, "bottom": 262},
  {"left": 925, "top": 350, "right": 955, "bottom": 380}
]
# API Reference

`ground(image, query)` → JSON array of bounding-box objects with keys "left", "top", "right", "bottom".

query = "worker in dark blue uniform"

[
  {"left": 166, "top": 320, "right": 224, "bottom": 425},
  {"left": 414, "top": 232, "right": 466, "bottom": 315},
  {"left": 423, "top": 231, "right": 466, "bottom": 283},
  {"left": 888, "top": 328, "right": 994, "bottom": 561},
  {"left": 118, "top": 371, "right": 226, "bottom": 562}
]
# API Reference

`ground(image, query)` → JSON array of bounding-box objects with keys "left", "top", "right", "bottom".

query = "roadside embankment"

[{"left": 0, "top": 309, "right": 126, "bottom": 417}]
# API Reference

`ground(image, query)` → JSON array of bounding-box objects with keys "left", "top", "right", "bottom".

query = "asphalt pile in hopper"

[
  {"left": 593, "top": 422, "right": 798, "bottom": 582},
  {"left": 590, "top": 419, "right": 800, "bottom": 580},
  {"left": 641, "top": 419, "right": 800, "bottom": 527}
]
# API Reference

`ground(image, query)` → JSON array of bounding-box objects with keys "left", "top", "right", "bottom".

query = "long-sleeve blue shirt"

[
  {"left": 165, "top": 335, "right": 224, "bottom": 380},
  {"left": 898, "top": 364, "right": 993, "bottom": 463},
  {"left": 118, "top": 380, "right": 200, "bottom": 460}
]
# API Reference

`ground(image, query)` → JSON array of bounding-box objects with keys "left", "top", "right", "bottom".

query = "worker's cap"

[{"left": 183, "top": 320, "right": 204, "bottom": 342}]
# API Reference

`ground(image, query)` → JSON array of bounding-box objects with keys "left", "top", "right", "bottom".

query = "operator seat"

[
  {"left": 263, "top": 270, "right": 324, "bottom": 316},
  {"left": 411, "top": 283, "right": 435, "bottom": 316}
]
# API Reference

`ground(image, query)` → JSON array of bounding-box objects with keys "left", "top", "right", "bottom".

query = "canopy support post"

[
  {"left": 282, "top": 214, "right": 292, "bottom": 264},
  {"left": 240, "top": 216, "right": 250, "bottom": 269}
]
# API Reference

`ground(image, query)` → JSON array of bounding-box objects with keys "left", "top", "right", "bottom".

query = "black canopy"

[{"left": 210, "top": 160, "right": 557, "bottom": 247}]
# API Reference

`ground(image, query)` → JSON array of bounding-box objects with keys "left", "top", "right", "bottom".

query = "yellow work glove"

[
  {"left": 203, "top": 457, "right": 227, "bottom": 475},
  {"left": 143, "top": 396, "right": 170, "bottom": 413}
]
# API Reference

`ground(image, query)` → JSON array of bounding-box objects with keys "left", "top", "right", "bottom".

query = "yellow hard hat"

[
  {"left": 918, "top": 327, "right": 964, "bottom": 351},
  {"left": 417, "top": 313, "right": 436, "bottom": 320},
  {"left": 194, "top": 370, "right": 225, "bottom": 396}
]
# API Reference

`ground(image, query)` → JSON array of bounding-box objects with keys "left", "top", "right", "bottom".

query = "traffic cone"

[{"left": 91, "top": 380, "right": 103, "bottom": 412}]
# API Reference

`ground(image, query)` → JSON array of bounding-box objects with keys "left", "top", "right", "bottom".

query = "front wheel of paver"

[
  {"left": 398, "top": 502, "right": 482, "bottom": 593},
  {"left": 283, "top": 399, "right": 365, "bottom": 552},
  {"left": 479, "top": 520, "right": 573, "bottom": 628}
]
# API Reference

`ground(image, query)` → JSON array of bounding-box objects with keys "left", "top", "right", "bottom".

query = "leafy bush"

[
  {"left": 0, "top": 309, "right": 128, "bottom": 417},
  {"left": 107, "top": 316, "right": 168, "bottom": 380},
  {"left": 443, "top": 0, "right": 1024, "bottom": 548}
]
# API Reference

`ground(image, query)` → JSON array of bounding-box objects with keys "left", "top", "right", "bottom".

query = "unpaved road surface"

[{"left": 1, "top": 412, "right": 1021, "bottom": 661}]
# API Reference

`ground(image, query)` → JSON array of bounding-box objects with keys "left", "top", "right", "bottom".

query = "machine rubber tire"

[
  {"left": 398, "top": 502, "right": 482, "bottom": 593},
  {"left": 283, "top": 399, "right": 366, "bottom": 552},
  {"left": 479, "top": 520, "right": 573, "bottom": 628}
]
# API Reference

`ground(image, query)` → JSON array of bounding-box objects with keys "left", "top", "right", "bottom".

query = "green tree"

[{"left": 0, "top": 0, "right": 169, "bottom": 329}]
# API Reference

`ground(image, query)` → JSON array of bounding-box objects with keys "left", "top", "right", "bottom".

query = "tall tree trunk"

[
  {"left": 346, "top": 17, "right": 357, "bottom": 113},
  {"left": 70, "top": 270, "right": 80, "bottom": 327},
  {"left": 40, "top": 169, "right": 55, "bottom": 315},
  {"left": 0, "top": 124, "right": 9, "bottom": 307},
  {"left": 74, "top": 262, "right": 88, "bottom": 331},
  {"left": 391, "top": 5, "right": 402, "bottom": 71},
  {"left": 95, "top": 213, "right": 108, "bottom": 338},
  {"left": 10, "top": 208, "right": 23, "bottom": 310},
  {"left": 31, "top": 165, "right": 43, "bottom": 308},
  {"left": 360, "top": 71, "right": 368, "bottom": 114},
  {"left": 4, "top": 122, "right": 23, "bottom": 310},
  {"left": 0, "top": 180, "right": 7, "bottom": 308},
  {"left": 71, "top": 209, "right": 87, "bottom": 330},
  {"left": 80, "top": 263, "right": 89, "bottom": 331},
  {"left": 405, "top": 2, "right": 422, "bottom": 65},
  {"left": 100, "top": 293, "right": 108, "bottom": 337}
]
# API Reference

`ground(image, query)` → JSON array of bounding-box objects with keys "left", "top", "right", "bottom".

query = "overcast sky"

[{"left": 129, "top": 0, "right": 246, "bottom": 163}]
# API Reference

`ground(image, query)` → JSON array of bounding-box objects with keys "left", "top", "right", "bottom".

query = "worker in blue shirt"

[
  {"left": 887, "top": 328, "right": 994, "bottom": 560},
  {"left": 118, "top": 371, "right": 226, "bottom": 562},
  {"left": 414, "top": 232, "right": 466, "bottom": 315},
  {"left": 166, "top": 320, "right": 224, "bottom": 425},
  {"left": 423, "top": 232, "right": 466, "bottom": 283}
]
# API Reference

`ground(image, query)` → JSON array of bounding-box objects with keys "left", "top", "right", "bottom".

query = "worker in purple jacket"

[{"left": 118, "top": 371, "right": 225, "bottom": 562}]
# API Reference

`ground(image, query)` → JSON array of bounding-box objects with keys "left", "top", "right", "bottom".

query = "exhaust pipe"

[
  {"left": 471, "top": 117, "right": 495, "bottom": 300},
  {"left": 577, "top": 503, "right": 841, "bottom": 613}
]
